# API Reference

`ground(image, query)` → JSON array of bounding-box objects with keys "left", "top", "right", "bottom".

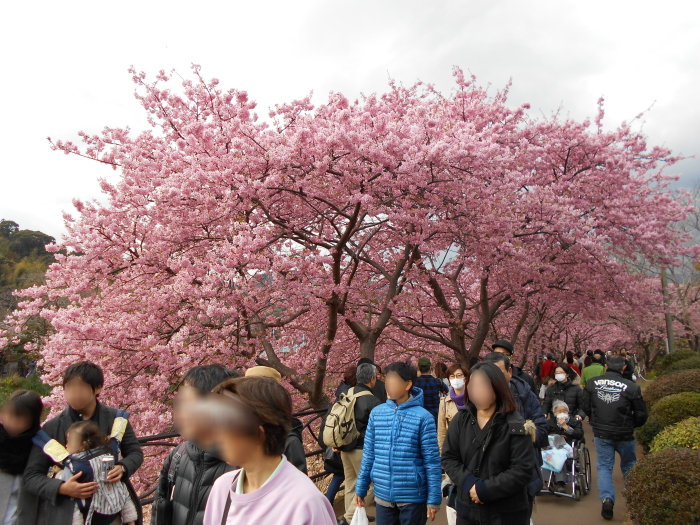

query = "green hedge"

[
  {"left": 653, "top": 348, "right": 697, "bottom": 373},
  {"left": 649, "top": 416, "right": 700, "bottom": 453},
  {"left": 626, "top": 448, "right": 700, "bottom": 525},
  {"left": 636, "top": 392, "right": 700, "bottom": 450},
  {"left": 643, "top": 369, "right": 700, "bottom": 407},
  {"left": 657, "top": 356, "right": 700, "bottom": 377}
]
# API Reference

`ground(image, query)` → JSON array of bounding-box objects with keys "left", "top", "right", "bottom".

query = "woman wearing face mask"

[
  {"left": 437, "top": 365, "right": 467, "bottom": 525},
  {"left": 543, "top": 364, "right": 585, "bottom": 421},
  {"left": 442, "top": 362, "right": 534, "bottom": 525}
]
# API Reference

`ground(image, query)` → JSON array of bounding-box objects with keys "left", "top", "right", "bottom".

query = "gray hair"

[
  {"left": 356, "top": 363, "right": 377, "bottom": 385},
  {"left": 606, "top": 355, "right": 626, "bottom": 373},
  {"left": 552, "top": 400, "right": 569, "bottom": 413}
]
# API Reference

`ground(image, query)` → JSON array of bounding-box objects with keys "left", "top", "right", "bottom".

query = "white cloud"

[{"left": 1, "top": 0, "right": 698, "bottom": 238}]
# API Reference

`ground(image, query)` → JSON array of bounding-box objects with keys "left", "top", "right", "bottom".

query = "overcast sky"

[{"left": 2, "top": 0, "right": 698, "bottom": 240}]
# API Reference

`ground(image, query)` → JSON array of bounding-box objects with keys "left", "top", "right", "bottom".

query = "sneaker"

[
  {"left": 368, "top": 518, "right": 376, "bottom": 523},
  {"left": 601, "top": 498, "right": 614, "bottom": 520},
  {"left": 337, "top": 519, "right": 350, "bottom": 525}
]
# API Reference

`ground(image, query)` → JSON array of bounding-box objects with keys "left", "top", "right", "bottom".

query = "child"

[
  {"left": 0, "top": 390, "right": 43, "bottom": 525},
  {"left": 23, "top": 361, "right": 143, "bottom": 525},
  {"left": 55, "top": 421, "right": 137, "bottom": 525}
]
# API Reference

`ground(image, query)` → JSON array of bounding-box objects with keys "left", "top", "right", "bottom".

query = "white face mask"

[
  {"left": 556, "top": 413, "right": 570, "bottom": 424},
  {"left": 555, "top": 373, "right": 567, "bottom": 383},
  {"left": 450, "top": 378, "right": 465, "bottom": 390}
]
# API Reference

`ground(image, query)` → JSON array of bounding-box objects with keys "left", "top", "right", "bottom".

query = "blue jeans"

[
  {"left": 594, "top": 438, "right": 637, "bottom": 502},
  {"left": 326, "top": 473, "right": 344, "bottom": 504},
  {"left": 376, "top": 502, "right": 427, "bottom": 525}
]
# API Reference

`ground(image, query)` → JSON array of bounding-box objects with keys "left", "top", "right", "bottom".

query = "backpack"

[
  {"left": 322, "top": 387, "right": 373, "bottom": 448},
  {"left": 151, "top": 442, "right": 187, "bottom": 525}
]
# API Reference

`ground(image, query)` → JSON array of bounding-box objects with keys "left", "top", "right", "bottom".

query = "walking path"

[{"left": 336, "top": 421, "right": 632, "bottom": 525}]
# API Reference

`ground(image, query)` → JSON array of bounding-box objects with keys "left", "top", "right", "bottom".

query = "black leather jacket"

[{"left": 583, "top": 371, "right": 648, "bottom": 441}]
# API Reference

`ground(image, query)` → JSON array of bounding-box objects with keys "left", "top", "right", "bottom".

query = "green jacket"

[{"left": 581, "top": 363, "right": 605, "bottom": 388}]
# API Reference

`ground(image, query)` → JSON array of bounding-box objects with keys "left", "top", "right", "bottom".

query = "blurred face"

[
  {"left": 65, "top": 429, "right": 83, "bottom": 454},
  {"left": 174, "top": 385, "right": 203, "bottom": 437},
  {"left": 0, "top": 406, "right": 32, "bottom": 437},
  {"left": 385, "top": 371, "right": 411, "bottom": 401},
  {"left": 467, "top": 371, "right": 497, "bottom": 410},
  {"left": 492, "top": 360, "right": 512, "bottom": 382},
  {"left": 214, "top": 427, "right": 265, "bottom": 466},
  {"left": 64, "top": 377, "right": 101, "bottom": 413}
]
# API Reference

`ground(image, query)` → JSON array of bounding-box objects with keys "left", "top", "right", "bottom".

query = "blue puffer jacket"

[{"left": 355, "top": 387, "right": 442, "bottom": 507}]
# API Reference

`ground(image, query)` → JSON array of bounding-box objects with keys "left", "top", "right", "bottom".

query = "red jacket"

[{"left": 540, "top": 359, "right": 557, "bottom": 381}]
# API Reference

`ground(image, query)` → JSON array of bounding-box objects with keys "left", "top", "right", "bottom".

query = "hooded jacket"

[
  {"left": 152, "top": 442, "right": 235, "bottom": 525},
  {"left": 20, "top": 403, "right": 143, "bottom": 525},
  {"left": 543, "top": 380, "right": 585, "bottom": 419},
  {"left": 583, "top": 370, "right": 648, "bottom": 441},
  {"left": 442, "top": 406, "right": 534, "bottom": 523},
  {"left": 354, "top": 387, "right": 442, "bottom": 507}
]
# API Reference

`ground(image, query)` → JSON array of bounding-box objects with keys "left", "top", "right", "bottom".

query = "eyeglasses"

[{"left": 449, "top": 374, "right": 465, "bottom": 379}]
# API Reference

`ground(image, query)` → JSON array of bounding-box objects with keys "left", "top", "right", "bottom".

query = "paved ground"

[{"left": 335, "top": 421, "right": 632, "bottom": 525}]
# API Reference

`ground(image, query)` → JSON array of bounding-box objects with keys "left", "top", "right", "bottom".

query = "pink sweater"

[{"left": 202, "top": 459, "right": 336, "bottom": 525}]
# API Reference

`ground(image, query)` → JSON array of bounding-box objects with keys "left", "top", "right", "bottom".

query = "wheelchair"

[{"left": 540, "top": 440, "right": 592, "bottom": 501}]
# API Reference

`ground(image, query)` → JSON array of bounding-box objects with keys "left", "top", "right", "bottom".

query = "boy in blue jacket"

[{"left": 355, "top": 362, "right": 442, "bottom": 524}]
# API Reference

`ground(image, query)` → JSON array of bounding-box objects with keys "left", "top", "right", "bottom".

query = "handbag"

[{"left": 350, "top": 507, "right": 369, "bottom": 525}]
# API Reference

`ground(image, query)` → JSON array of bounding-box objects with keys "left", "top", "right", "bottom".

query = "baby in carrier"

[{"left": 35, "top": 420, "right": 137, "bottom": 525}]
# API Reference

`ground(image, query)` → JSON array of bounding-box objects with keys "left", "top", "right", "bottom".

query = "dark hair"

[
  {"left": 445, "top": 363, "right": 465, "bottom": 377},
  {"left": 546, "top": 353, "right": 555, "bottom": 360},
  {"left": 469, "top": 362, "right": 518, "bottom": 413},
  {"left": 385, "top": 361, "right": 417, "bottom": 388},
  {"left": 606, "top": 355, "right": 626, "bottom": 373},
  {"left": 468, "top": 356, "right": 480, "bottom": 370},
  {"left": 213, "top": 377, "right": 291, "bottom": 456},
  {"left": 356, "top": 363, "right": 376, "bottom": 385},
  {"left": 434, "top": 362, "right": 448, "bottom": 379},
  {"left": 183, "top": 364, "right": 240, "bottom": 393},
  {"left": 3, "top": 390, "right": 43, "bottom": 431},
  {"left": 566, "top": 351, "right": 575, "bottom": 364},
  {"left": 483, "top": 352, "right": 511, "bottom": 370},
  {"left": 68, "top": 421, "right": 108, "bottom": 451},
  {"left": 63, "top": 361, "right": 104, "bottom": 391},
  {"left": 586, "top": 350, "right": 594, "bottom": 357},
  {"left": 343, "top": 366, "right": 358, "bottom": 387},
  {"left": 555, "top": 363, "right": 577, "bottom": 382}
]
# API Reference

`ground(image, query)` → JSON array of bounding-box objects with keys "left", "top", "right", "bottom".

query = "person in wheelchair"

[
  {"left": 547, "top": 400, "right": 584, "bottom": 445},
  {"left": 546, "top": 401, "right": 584, "bottom": 489}
]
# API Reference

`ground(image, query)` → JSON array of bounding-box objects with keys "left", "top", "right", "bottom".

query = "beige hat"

[{"left": 245, "top": 366, "right": 282, "bottom": 384}]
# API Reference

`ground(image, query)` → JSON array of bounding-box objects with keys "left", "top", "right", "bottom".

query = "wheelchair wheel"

[{"left": 584, "top": 446, "right": 592, "bottom": 492}]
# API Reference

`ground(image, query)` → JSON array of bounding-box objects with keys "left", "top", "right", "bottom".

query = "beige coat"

[{"left": 437, "top": 395, "right": 461, "bottom": 453}]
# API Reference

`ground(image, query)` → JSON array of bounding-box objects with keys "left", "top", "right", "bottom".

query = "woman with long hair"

[{"left": 442, "top": 362, "right": 534, "bottom": 525}]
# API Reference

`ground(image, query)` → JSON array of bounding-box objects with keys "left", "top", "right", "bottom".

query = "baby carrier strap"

[
  {"left": 108, "top": 410, "right": 130, "bottom": 458},
  {"left": 32, "top": 429, "right": 70, "bottom": 464}
]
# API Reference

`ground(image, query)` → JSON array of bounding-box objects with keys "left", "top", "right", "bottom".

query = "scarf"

[
  {"left": 449, "top": 388, "right": 466, "bottom": 410},
  {"left": 0, "top": 423, "right": 37, "bottom": 475}
]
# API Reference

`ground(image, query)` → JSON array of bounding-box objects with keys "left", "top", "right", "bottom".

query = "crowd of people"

[{"left": 0, "top": 344, "right": 648, "bottom": 525}]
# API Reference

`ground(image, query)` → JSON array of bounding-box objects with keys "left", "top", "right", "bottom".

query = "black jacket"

[
  {"left": 284, "top": 417, "right": 308, "bottom": 474},
  {"left": 512, "top": 365, "right": 537, "bottom": 396},
  {"left": 340, "top": 384, "right": 381, "bottom": 451},
  {"left": 546, "top": 416, "right": 584, "bottom": 443},
  {"left": 20, "top": 403, "right": 144, "bottom": 525},
  {"left": 152, "top": 442, "right": 235, "bottom": 525},
  {"left": 583, "top": 370, "right": 648, "bottom": 441},
  {"left": 371, "top": 379, "right": 388, "bottom": 403},
  {"left": 442, "top": 407, "right": 534, "bottom": 523},
  {"left": 621, "top": 358, "right": 635, "bottom": 381},
  {"left": 543, "top": 380, "right": 585, "bottom": 419}
]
